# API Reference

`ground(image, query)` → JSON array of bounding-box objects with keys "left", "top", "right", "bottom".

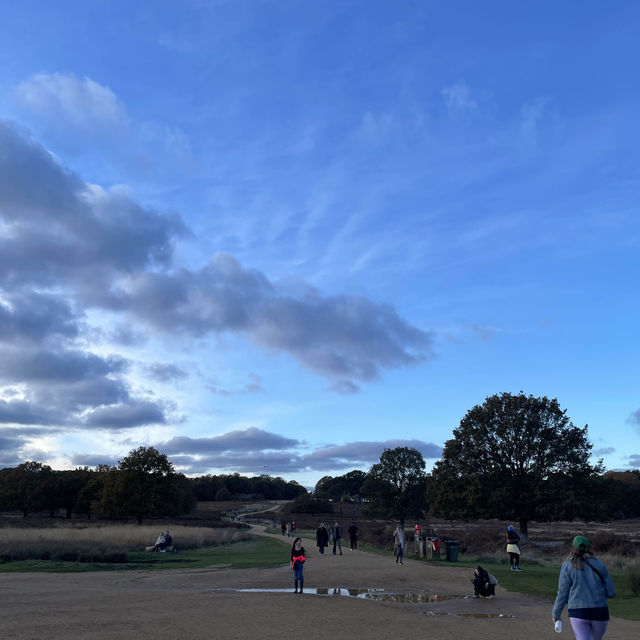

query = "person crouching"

[{"left": 472, "top": 565, "right": 496, "bottom": 598}]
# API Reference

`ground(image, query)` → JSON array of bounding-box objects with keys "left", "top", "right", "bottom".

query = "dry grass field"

[
  {"left": 0, "top": 523, "right": 251, "bottom": 562},
  {"left": 4, "top": 498, "right": 639, "bottom": 566}
]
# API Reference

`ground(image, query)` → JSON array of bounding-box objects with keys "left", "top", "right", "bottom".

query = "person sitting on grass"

[
  {"left": 152, "top": 531, "right": 166, "bottom": 552},
  {"left": 471, "top": 565, "right": 496, "bottom": 598},
  {"left": 163, "top": 530, "right": 173, "bottom": 549}
]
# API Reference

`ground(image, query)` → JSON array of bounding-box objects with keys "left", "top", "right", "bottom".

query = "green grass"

[
  {"left": 424, "top": 555, "right": 640, "bottom": 621},
  {"left": 0, "top": 536, "right": 290, "bottom": 573}
]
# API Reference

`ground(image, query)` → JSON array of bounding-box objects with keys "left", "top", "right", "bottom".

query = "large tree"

[
  {"left": 428, "top": 392, "right": 601, "bottom": 538},
  {"left": 315, "top": 470, "right": 367, "bottom": 502},
  {"left": 361, "top": 447, "right": 427, "bottom": 527},
  {"left": 602, "top": 470, "right": 640, "bottom": 518},
  {"left": 2, "top": 461, "right": 53, "bottom": 517},
  {"left": 99, "top": 447, "right": 194, "bottom": 523}
]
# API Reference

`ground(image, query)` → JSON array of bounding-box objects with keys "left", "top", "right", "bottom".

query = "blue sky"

[{"left": 0, "top": 1, "right": 638, "bottom": 488}]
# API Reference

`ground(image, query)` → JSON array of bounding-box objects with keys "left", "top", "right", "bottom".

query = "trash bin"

[
  {"left": 426, "top": 536, "right": 439, "bottom": 559},
  {"left": 445, "top": 540, "right": 459, "bottom": 562}
]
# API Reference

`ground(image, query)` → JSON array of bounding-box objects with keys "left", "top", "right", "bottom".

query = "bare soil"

[{"left": 1, "top": 524, "right": 638, "bottom": 640}]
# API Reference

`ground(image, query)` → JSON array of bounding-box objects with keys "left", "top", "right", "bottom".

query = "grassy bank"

[{"left": 423, "top": 555, "right": 640, "bottom": 621}]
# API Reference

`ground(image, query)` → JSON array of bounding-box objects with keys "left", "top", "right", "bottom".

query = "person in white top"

[{"left": 152, "top": 532, "right": 166, "bottom": 552}]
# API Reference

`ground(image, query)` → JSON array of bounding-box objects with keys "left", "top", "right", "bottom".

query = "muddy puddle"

[
  {"left": 212, "top": 587, "right": 517, "bottom": 618},
  {"left": 422, "top": 612, "right": 515, "bottom": 619},
  {"left": 215, "top": 587, "right": 457, "bottom": 602}
]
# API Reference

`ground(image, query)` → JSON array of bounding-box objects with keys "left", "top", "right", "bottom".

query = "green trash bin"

[{"left": 445, "top": 540, "right": 459, "bottom": 562}]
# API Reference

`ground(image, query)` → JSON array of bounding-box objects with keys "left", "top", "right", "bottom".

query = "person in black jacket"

[
  {"left": 348, "top": 522, "right": 359, "bottom": 550},
  {"left": 471, "top": 566, "right": 496, "bottom": 598},
  {"left": 163, "top": 530, "right": 172, "bottom": 548},
  {"left": 332, "top": 521, "right": 343, "bottom": 555},
  {"left": 316, "top": 523, "right": 329, "bottom": 555}
]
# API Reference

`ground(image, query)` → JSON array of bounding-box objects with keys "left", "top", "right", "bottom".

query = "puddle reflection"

[
  {"left": 423, "top": 611, "right": 515, "bottom": 619},
  {"left": 214, "top": 588, "right": 516, "bottom": 618},
  {"left": 224, "top": 588, "right": 454, "bottom": 602},
  {"left": 317, "top": 588, "right": 452, "bottom": 603}
]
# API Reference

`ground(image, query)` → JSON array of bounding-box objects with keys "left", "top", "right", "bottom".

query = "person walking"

[
  {"left": 316, "top": 522, "right": 329, "bottom": 555},
  {"left": 506, "top": 525, "right": 523, "bottom": 571},
  {"left": 553, "top": 535, "right": 616, "bottom": 640},
  {"left": 332, "top": 521, "right": 343, "bottom": 555},
  {"left": 323, "top": 522, "right": 332, "bottom": 544},
  {"left": 348, "top": 521, "right": 359, "bottom": 550},
  {"left": 281, "top": 521, "right": 286, "bottom": 536},
  {"left": 393, "top": 525, "right": 406, "bottom": 565},
  {"left": 290, "top": 537, "right": 306, "bottom": 594},
  {"left": 286, "top": 521, "right": 292, "bottom": 537}
]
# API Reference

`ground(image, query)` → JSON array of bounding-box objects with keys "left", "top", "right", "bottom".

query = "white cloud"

[
  {"left": 13, "top": 73, "right": 195, "bottom": 174},
  {"left": 520, "top": 97, "right": 551, "bottom": 143},
  {"left": 357, "top": 111, "right": 395, "bottom": 145},
  {"left": 14, "top": 73, "right": 130, "bottom": 134},
  {"left": 441, "top": 81, "right": 477, "bottom": 113}
]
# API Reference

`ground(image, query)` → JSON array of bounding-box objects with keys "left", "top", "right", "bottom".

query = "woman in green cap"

[{"left": 552, "top": 535, "right": 616, "bottom": 640}]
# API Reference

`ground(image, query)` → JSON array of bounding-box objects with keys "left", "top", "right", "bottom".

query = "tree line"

[
  {"left": 1, "top": 392, "right": 638, "bottom": 528},
  {"left": 0, "top": 447, "right": 305, "bottom": 523}
]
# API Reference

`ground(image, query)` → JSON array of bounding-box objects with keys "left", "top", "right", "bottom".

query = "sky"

[{"left": 0, "top": 1, "right": 639, "bottom": 489}]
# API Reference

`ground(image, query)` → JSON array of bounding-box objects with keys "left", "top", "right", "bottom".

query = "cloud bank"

[
  {"left": 153, "top": 429, "right": 442, "bottom": 475},
  {"left": 0, "top": 119, "right": 434, "bottom": 468}
]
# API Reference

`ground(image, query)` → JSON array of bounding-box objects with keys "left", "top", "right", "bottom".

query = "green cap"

[{"left": 572, "top": 535, "right": 590, "bottom": 550}]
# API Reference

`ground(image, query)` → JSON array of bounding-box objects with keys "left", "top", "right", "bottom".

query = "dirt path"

[{"left": 0, "top": 524, "right": 637, "bottom": 640}]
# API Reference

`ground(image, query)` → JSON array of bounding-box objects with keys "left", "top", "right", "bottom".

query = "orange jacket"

[{"left": 291, "top": 554, "right": 306, "bottom": 569}]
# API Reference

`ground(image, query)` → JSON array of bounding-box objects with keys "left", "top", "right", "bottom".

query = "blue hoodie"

[{"left": 552, "top": 557, "right": 616, "bottom": 620}]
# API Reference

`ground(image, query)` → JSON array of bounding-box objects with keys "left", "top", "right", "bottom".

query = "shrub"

[
  {"left": 589, "top": 532, "right": 618, "bottom": 553},
  {"left": 284, "top": 494, "right": 333, "bottom": 514},
  {"left": 628, "top": 566, "right": 640, "bottom": 595},
  {"left": 215, "top": 488, "right": 233, "bottom": 501}
]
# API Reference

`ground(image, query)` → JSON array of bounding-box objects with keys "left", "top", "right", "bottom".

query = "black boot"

[
  {"left": 299, "top": 580, "right": 304, "bottom": 594},
  {"left": 294, "top": 579, "right": 298, "bottom": 593}
]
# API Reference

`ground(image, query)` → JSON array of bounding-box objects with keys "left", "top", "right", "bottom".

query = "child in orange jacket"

[{"left": 291, "top": 537, "right": 306, "bottom": 594}]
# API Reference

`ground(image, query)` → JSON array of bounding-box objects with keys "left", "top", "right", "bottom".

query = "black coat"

[{"left": 316, "top": 527, "right": 329, "bottom": 546}]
